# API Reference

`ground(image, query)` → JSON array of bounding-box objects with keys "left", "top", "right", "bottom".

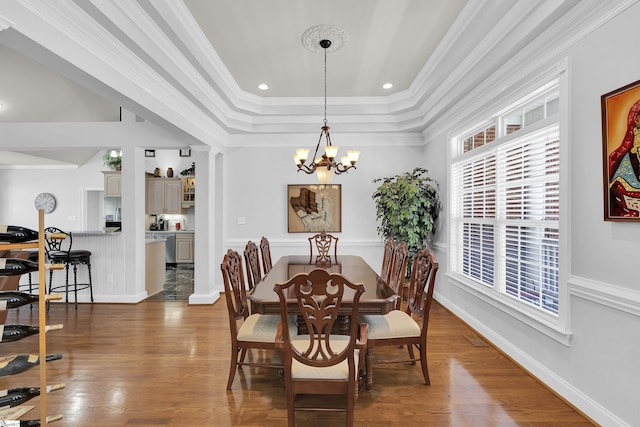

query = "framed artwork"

[
  {"left": 180, "top": 149, "right": 191, "bottom": 157},
  {"left": 145, "top": 149, "right": 155, "bottom": 157},
  {"left": 288, "top": 184, "right": 341, "bottom": 233},
  {"left": 601, "top": 79, "right": 640, "bottom": 220}
]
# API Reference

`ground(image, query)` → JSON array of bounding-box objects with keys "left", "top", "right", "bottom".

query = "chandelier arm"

[
  {"left": 335, "top": 162, "right": 357, "bottom": 174},
  {"left": 297, "top": 163, "right": 317, "bottom": 174},
  {"left": 308, "top": 130, "right": 324, "bottom": 165}
]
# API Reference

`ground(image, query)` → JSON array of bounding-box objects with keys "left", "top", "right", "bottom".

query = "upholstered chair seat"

[{"left": 361, "top": 310, "right": 421, "bottom": 340}]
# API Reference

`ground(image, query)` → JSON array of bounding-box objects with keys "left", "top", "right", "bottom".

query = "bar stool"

[
  {"left": 44, "top": 227, "right": 94, "bottom": 309},
  {"left": 16, "top": 249, "right": 39, "bottom": 310}
]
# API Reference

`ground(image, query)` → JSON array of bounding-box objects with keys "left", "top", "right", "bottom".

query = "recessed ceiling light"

[
  {"left": 258, "top": 83, "right": 269, "bottom": 91},
  {"left": 382, "top": 83, "right": 393, "bottom": 90}
]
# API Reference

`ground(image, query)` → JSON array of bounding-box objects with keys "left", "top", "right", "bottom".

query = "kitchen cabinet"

[
  {"left": 182, "top": 175, "right": 195, "bottom": 208},
  {"left": 147, "top": 178, "right": 182, "bottom": 214},
  {"left": 103, "top": 171, "right": 121, "bottom": 197},
  {"left": 175, "top": 232, "right": 194, "bottom": 263}
]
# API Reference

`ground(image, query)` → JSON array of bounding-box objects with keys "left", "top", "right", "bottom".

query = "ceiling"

[
  {"left": 0, "top": 0, "right": 584, "bottom": 166},
  {"left": 183, "top": 0, "right": 468, "bottom": 98},
  {"left": 0, "top": 0, "right": 468, "bottom": 166}
]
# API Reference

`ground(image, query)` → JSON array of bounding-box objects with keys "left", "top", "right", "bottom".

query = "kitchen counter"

[
  {"left": 68, "top": 230, "right": 122, "bottom": 235},
  {"left": 147, "top": 230, "right": 194, "bottom": 234}
]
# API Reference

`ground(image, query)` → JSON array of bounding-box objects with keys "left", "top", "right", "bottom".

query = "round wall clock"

[{"left": 34, "top": 192, "right": 57, "bottom": 214}]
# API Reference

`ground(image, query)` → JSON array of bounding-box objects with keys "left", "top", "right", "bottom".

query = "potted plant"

[
  {"left": 372, "top": 167, "right": 441, "bottom": 269},
  {"left": 180, "top": 162, "right": 195, "bottom": 176},
  {"left": 103, "top": 149, "right": 122, "bottom": 170}
]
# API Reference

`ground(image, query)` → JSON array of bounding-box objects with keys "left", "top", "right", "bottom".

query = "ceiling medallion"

[{"left": 301, "top": 25, "right": 349, "bottom": 53}]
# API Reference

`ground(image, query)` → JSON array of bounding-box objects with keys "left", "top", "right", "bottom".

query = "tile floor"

[{"left": 146, "top": 264, "right": 194, "bottom": 301}]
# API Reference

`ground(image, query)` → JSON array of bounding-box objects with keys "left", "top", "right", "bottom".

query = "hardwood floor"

[{"left": 3, "top": 299, "right": 594, "bottom": 426}]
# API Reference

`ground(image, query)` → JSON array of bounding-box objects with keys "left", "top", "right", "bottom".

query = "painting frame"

[
  {"left": 601, "top": 78, "right": 640, "bottom": 221},
  {"left": 144, "top": 149, "right": 155, "bottom": 157},
  {"left": 287, "top": 184, "right": 342, "bottom": 233},
  {"left": 179, "top": 149, "right": 191, "bottom": 157}
]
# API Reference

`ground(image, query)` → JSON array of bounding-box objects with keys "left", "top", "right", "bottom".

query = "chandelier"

[{"left": 294, "top": 29, "right": 360, "bottom": 184}]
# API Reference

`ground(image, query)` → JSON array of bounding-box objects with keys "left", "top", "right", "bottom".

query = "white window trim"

[{"left": 447, "top": 59, "right": 571, "bottom": 346}]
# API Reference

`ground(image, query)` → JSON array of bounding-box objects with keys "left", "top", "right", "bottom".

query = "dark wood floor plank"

[{"left": 1, "top": 300, "right": 594, "bottom": 426}]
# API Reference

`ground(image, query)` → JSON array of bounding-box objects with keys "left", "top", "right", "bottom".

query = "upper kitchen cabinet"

[
  {"left": 182, "top": 175, "right": 195, "bottom": 208},
  {"left": 103, "top": 171, "right": 121, "bottom": 197},
  {"left": 147, "top": 178, "right": 182, "bottom": 214}
]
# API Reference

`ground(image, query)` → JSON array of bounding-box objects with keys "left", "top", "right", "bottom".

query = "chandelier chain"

[{"left": 324, "top": 46, "right": 327, "bottom": 125}]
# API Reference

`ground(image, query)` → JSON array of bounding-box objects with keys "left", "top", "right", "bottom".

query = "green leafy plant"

[
  {"left": 103, "top": 149, "right": 122, "bottom": 170},
  {"left": 372, "top": 167, "right": 441, "bottom": 262},
  {"left": 180, "top": 162, "right": 195, "bottom": 176}
]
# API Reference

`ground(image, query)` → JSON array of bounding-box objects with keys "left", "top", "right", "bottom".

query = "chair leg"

[
  {"left": 27, "top": 273, "right": 33, "bottom": 310},
  {"left": 86, "top": 259, "right": 94, "bottom": 303},
  {"left": 72, "top": 263, "right": 79, "bottom": 310},
  {"left": 65, "top": 264, "right": 70, "bottom": 304},
  {"left": 347, "top": 381, "right": 355, "bottom": 427},
  {"left": 226, "top": 345, "right": 239, "bottom": 390},
  {"left": 47, "top": 269, "right": 53, "bottom": 311},
  {"left": 419, "top": 344, "right": 430, "bottom": 385},
  {"left": 365, "top": 349, "right": 374, "bottom": 390},
  {"left": 286, "top": 387, "right": 295, "bottom": 427},
  {"left": 407, "top": 342, "right": 416, "bottom": 365}
]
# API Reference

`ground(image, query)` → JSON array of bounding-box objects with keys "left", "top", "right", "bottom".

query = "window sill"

[{"left": 446, "top": 272, "right": 572, "bottom": 346}]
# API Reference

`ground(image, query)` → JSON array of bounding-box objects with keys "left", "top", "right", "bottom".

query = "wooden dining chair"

[
  {"left": 243, "top": 240, "right": 262, "bottom": 291},
  {"left": 360, "top": 247, "right": 439, "bottom": 390},
  {"left": 220, "top": 249, "right": 295, "bottom": 390},
  {"left": 388, "top": 241, "right": 409, "bottom": 303},
  {"left": 274, "top": 269, "right": 367, "bottom": 427},
  {"left": 308, "top": 232, "right": 339, "bottom": 265},
  {"left": 259, "top": 236, "right": 273, "bottom": 274},
  {"left": 380, "top": 237, "right": 395, "bottom": 284}
]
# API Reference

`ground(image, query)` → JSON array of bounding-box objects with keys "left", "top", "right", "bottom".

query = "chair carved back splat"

[
  {"left": 388, "top": 241, "right": 408, "bottom": 300},
  {"left": 243, "top": 241, "right": 262, "bottom": 291},
  {"left": 308, "top": 232, "right": 339, "bottom": 265},
  {"left": 221, "top": 249, "right": 250, "bottom": 322},
  {"left": 406, "top": 248, "right": 439, "bottom": 325},
  {"left": 380, "top": 237, "right": 395, "bottom": 283},
  {"left": 259, "top": 236, "right": 273, "bottom": 274}
]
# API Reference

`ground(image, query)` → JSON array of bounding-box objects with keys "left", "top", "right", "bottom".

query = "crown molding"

[
  {"left": 0, "top": 13, "right": 13, "bottom": 31},
  {"left": 422, "top": 0, "right": 638, "bottom": 139},
  {"left": 1, "top": 0, "right": 631, "bottom": 146}
]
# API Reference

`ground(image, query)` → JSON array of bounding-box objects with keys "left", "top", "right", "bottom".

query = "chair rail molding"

[{"left": 569, "top": 275, "right": 640, "bottom": 318}]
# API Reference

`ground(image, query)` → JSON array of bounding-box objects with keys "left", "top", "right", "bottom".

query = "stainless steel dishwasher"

[{"left": 165, "top": 233, "right": 176, "bottom": 264}]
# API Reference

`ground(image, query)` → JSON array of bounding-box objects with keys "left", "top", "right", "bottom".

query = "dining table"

[{"left": 249, "top": 254, "right": 399, "bottom": 317}]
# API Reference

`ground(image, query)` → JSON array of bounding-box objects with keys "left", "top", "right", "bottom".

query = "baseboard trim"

[{"left": 434, "top": 293, "right": 629, "bottom": 427}]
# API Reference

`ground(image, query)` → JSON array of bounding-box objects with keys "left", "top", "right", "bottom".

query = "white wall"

[
  {"left": 221, "top": 143, "right": 427, "bottom": 269},
  {"left": 424, "top": 3, "right": 640, "bottom": 426},
  {"left": 0, "top": 152, "right": 104, "bottom": 231}
]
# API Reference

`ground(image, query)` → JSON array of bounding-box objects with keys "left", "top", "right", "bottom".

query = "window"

[{"left": 451, "top": 81, "right": 560, "bottom": 316}]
